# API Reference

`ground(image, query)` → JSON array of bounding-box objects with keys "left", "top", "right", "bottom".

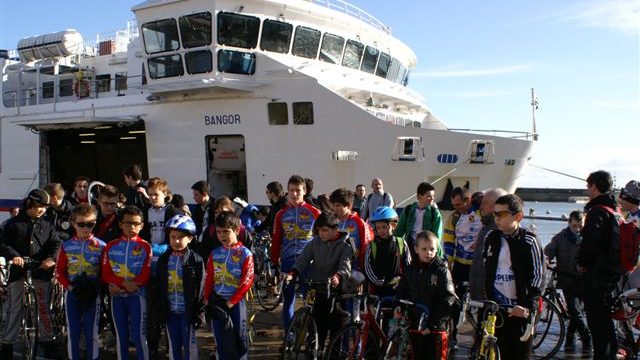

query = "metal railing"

[
  {"left": 311, "top": 0, "right": 391, "bottom": 33},
  {"left": 448, "top": 128, "right": 537, "bottom": 141}
]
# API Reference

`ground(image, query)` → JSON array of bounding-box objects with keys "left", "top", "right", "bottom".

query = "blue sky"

[{"left": 1, "top": 0, "right": 638, "bottom": 189}]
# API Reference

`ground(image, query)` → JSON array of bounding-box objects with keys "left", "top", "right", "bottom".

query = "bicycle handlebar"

[{"left": 467, "top": 299, "right": 535, "bottom": 342}]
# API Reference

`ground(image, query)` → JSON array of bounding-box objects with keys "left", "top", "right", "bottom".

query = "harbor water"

[{"left": 522, "top": 201, "right": 587, "bottom": 247}]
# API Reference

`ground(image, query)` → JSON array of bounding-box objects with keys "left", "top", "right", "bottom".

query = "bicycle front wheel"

[
  {"left": 383, "top": 330, "right": 413, "bottom": 360},
  {"left": 254, "top": 262, "right": 282, "bottom": 312},
  {"left": 324, "top": 323, "right": 382, "bottom": 360},
  {"left": 532, "top": 296, "right": 565, "bottom": 360},
  {"left": 486, "top": 340, "right": 501, "bottom": 360},
  {"left": 284, "top": 307, "right": 319, "bottom": 360},
  {"left": 22, "top": 287, "right": 39, "bottom": 360}
]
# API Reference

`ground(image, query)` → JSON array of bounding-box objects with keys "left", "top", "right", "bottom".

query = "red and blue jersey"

[
  {"left": 338, "top": 213, "right": 373, "bottom": 271},
  {"left": 271, "top": 202, "right": 321, "bottom": 266},
  {"left": 203, "top": 242, "right": 254, "bottom": 305},
  {"left": 167, "top": 253, "right": 186, "bottom": 313},
  {"left": 55, "top": 235, "right": 106, "bottom": 289},
  {"left": 101, "top": 235, "right": 152, "bottom": 296}
]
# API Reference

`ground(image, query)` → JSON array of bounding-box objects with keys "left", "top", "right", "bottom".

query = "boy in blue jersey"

[
  {"left": 101, "top": 205, "right": 152, "bottom": 360},
  {"left": 204, "top": 211, "right": 254, "bottom": 360},
  {"left": 329, "top": 188, "right": 372, "bottom": 273},
  {"left": 271, "top": 175, "right": 321, "bottom": 330},
  {"left": 55, "top": 203, "right": 106, "bottom": 360},
  {"left": 156, "top": 214, "right": 205, "bottom": 360}
]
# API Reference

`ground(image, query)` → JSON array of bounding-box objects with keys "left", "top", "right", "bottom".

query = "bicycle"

[
  {"left": 48, "top": 279, "right": 66, "bottom": 342},
  {"left": 467, "top": 299, "right": 536, "bottom": 360},
  {"left": 610, "top": 287, "right": 640, "bottom": 359},
  {"left": 531, "top": 266, "right": 567, "bottom": 359},
  {"left": 251, "top": 232, "right": 283, "bottom": 311},
  {"left": 6, "top": 257, "right": 42, "bottom": 360},
  {"left": 283, "top": 279, "right": 333, "bottom": 360},
  {"left": 383, "top": 298, "right": 430, "bottom": 360}
]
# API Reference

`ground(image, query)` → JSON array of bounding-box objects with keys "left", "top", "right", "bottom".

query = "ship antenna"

[{"left": 531, "top": 88, "right": 539, "bottom": 140}]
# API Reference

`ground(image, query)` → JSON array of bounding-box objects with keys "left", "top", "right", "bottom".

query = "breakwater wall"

[{"left": 515, "top": 188, "right": 587, "bottom": 202}]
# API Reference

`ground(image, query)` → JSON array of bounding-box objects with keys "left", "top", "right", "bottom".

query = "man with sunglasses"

[{"left": 0, "top": 189, "right": 61, "bottom": 358}]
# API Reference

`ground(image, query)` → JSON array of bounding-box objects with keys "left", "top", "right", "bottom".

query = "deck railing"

[
  {"left": 449, "top": 128, "right": 538, "bottom": 141},
  {"left": 310, "top": 0, "right": 391, "bottom": 33}
]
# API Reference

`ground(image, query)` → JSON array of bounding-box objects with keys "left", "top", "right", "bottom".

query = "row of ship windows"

[{"left": 141, "top": 11, "right": 409, "bottom": 84}]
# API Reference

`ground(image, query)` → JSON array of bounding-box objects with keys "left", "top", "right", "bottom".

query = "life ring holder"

[{"left": 73, "top": 71, "right": 90, "bottom": 98}]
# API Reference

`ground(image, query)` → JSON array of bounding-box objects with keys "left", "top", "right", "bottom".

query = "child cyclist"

[
  {"left": 483, "top": 194, "right": 544, "bottom": 359},
  {"left": 271, "top": 175, "right": 320, "bottom": 330},
  {"left": 156, "top": 214, "right": 205, "bottom": 360},
  {"left": 329, "top": 188, "right": 372, "bottom": 273},
  {"left": 55, "top": 203, "right": 106, "bottom": 360},
  {"left": 396, "top": 231, "right": 457, "bottom": 359},
  {"left": 284, "top": 212, "right": 354, "bottom": 350},
  {"left": 203, "top": 211, "right": 254, "bottom": 360},
  {"left": 364, "top": 206, "right": 411, "bottom": 297},
  {"left": 101, "top": 205, "right": 152, "bottom": 360}
]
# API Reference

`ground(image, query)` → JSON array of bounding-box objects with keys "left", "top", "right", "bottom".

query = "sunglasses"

[
  {"left": 493, "top": 211, "right": 516, "bottom": 219},
  {"left": 75, "top": 221, "right": 96, "bottom": 228}
]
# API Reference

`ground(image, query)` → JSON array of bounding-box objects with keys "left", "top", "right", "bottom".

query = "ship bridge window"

[
  {"left": 293, "top": 102, "right": 314, "bottom": 125},
  {"left": 217, "top": 49, "right": 256, "bottom": 75},
  {"left": 342, "top": 40, "right": 364, "bottom": 69},
  {"left": 360, "top": 46, "right": 379, "bottom": 74},
  {"left": 185, "top": 50, "right": 212, "bottom": 74},
  {"left": 217, "top": 12, "right": 260, "bottom": 49},
  {"left": 376, "top": 52, "right": 391, "bottom": 78},
  {"left": 260, "top": 19, "right": 293, "bottom": 53},
  {"left": 319, "top": 33, "right": 344, "bottom": 64},
  {"left": 148, "top": 54, "right": 184, "bottom": 79},
  {"left": 388, "top": 58, "right": 400, "bottom": 82},
  {"left": 268, "top": 102, "right": 288, "bottom": 125},
  {"left": 292, "top": 26, "right": 321, "bottom": 59},
  {"left": 179, "top": 12, "right": 212, "bottom": 48},
  {"left": 142, "top": 19, "right": 180, "bottom": 54}
]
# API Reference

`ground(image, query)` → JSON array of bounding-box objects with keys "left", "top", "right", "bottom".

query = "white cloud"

[
  {"left": 412, "top": 64, "right": 531, "bottom": 78},
  {"left": 565, "top": 0, "right": 639, "bottom": 35},
  {"left": 593, "top": 99, "right": 640, "bottom": 110}
]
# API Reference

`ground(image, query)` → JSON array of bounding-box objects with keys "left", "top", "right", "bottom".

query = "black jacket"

[
  {"left": 483, "top": 227, "right": 544, "bottom": 312},
  {"left": 0, "top": 212, "right": 61, "bottom": 281},
  {"left": 544, "top": 227, "right": 583, "bottom": 290},
  {"left": 396, "top": 257, "right": 457, "bottom": 331},
  {"left": 125, "top": 182, "right": 149, "bottom": 211},
  {"left": 95, "top": 210, "right": 121, "bottom": 243},
  {"left": 192, "top": 199, "right": 211, "bottom": 236},
  {"left": 44, "top": 199, "right": 74, "bottom": 241},
  {"left": 258, "top": 196, "right": 287, "bottom": 234},
  {"left": 154, "top": 249, "right": 205, "bottom": 326},
  {"left": 140, "top": 203, "right": 181, "bottom": 244},
  {"left": 576, "top": 193, "right": 619, "bottom": 287}
]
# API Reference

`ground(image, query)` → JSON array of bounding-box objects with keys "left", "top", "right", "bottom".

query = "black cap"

[{"left": 27, "top": 189, "right": 50, "bottom": 206}]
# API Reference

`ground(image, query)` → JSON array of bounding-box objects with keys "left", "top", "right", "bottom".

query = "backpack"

[
  {"left": 593, "top": 205, "right": 640, "bottom": 275},
  {"left": 370, "top": 236, "right": 405, "bottom": 260}
]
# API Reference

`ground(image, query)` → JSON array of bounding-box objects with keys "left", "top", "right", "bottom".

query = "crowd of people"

[{"left": 0, "top": 165, "right": 638, "bottom": 360}]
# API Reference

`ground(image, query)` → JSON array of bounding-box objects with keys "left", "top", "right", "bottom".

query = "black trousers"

[
  {"left": 494, "top": 310, "right": 532, "bottom": 359},
  {"left": 562, "top": 288, "right": 589, "bottom": 340},
  {"left": 450, "top": 263, "right": 470, "bottom": 340},
  {"left": 582, "top": 272, "right": 617, "bottom": 360}
]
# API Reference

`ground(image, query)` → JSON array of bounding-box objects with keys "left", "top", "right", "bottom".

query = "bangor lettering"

[{"left": 204, "top": 114, "right": 241, "bottom": 125}]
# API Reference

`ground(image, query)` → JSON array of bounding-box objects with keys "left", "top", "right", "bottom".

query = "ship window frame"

[
  {"left": 42, "top": 81, "right": 54, "bottom": 99},
  {"left": 185, "top": 50, "right": 213, "bottom": 74},
  {"left": 319, "top": 33, "right": 345, "bottom": 65},
  {"left": 142, "top": 18, "right": 181, "bottom": 55},
  {"left": 179, "top": 12, "right": 212, "bottom": 49},
  {"left": 293, "top": 102, "right": 314, "bottom": 125},
  {"left": 217, "top": 49, "right": 256, "bottom": 75},
  {"left": 291, "top": 26, "right": 321, "bottom": 59},
  {"left": 217, "top": 12, "right": 260, "bottom": 49},
  {"left": 115, "top": 72, "right": 127, "bottom": 91},
  {"left": 268, "top": 102, "right": 288, "bottom": 125},
  {"left": 387, "top": 57, "right": 401, "bottom": 81},
  {"left": 376, "top": 52, "right": 391, "bottom": 78},
  {"left": 59, "top": 78, "right": 74, "bottom": 97},
  {"left": 360, "top": 46, "right": 379, "bottom": 74},
  {"left": 260, "top": 19, "right": 293, "bottom": 54},
  {"left": 342, "top": 39, "right": 364, "bottom": 69},
  {"left": 96, "top": 74, "right": 111, "bottom": 93},
  {"left": 147, "top": 54, "right": 185, "bottom": 79}
]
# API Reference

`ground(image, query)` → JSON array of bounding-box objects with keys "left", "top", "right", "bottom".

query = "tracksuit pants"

[
  {"left": 212, "top": 300, "right": 248, "bottom": 360},
  {"left": 111, "top": 294, "right": 149, "bottom": 360},
  {"left": 0, "top": 279, "right": 54, "bottom": 345},
  {"left": 166, "top": 312, "right": 197, "bottom": 360},
  {"left": 65, "top": 291, "right": 100, "bottom": 360}
]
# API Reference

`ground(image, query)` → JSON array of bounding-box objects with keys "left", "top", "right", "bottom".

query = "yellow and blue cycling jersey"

[
  {"left": 443, "top": 209, "right": 482, "bottom": 265},
  {"left": 55, "top": 235, "right": 106, "bottom": 288},
  {"left": 101, "top": 235, "right": 152, "bottom": 296}
]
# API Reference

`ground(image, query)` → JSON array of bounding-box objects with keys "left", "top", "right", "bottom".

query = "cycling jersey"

[
  {"left": 55, "top": 235, "right": 106, "bottom": 288},
  {"left": 338, "top": 213, "right": 372, "bottom": 271},
  {"left": 443, "top": 209, "right": 482, "bottom": 265},
  {"left": 168, "top": 253, "right": 186, "bottom": 313},
  {"left": 101, "top": 235, "right": 152, "bottom": 295},
  {"left": 203, "top": 242, "right": 254, "bottom": 305},
  {"left": 270, "top": 202, "right": 320, "bottom": 267}
]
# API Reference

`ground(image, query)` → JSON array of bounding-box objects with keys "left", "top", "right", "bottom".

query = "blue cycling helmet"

[
  {"left": 370, "top": 206, "right": 398, "bottom": 223},
  {"left": 165, "top": 214, "right": 197, "bottom": 236}
]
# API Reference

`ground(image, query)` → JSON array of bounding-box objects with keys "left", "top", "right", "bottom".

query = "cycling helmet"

[
  {"left": 369, "top": 206, "right": 398, "bottom": 223},
  {"left": 342, "top": 270, "right": 366, "bottom": 294},
  {"left": 27, "top": 189, "right": 50, "bottom": 206},
  {"left": 165, "top": 214, "right": 197, "bottom": 236}
]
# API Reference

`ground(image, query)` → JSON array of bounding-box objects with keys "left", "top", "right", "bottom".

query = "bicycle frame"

[{"left": 613, "top": 288, "right": 640, "bottom": 357}]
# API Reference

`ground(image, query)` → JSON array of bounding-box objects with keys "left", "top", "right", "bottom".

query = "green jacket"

[{"left": 394, "top": 202, "right": 444, "bottom": 257}]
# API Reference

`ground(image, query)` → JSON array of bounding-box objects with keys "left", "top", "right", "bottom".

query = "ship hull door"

[{"left": 206, "top": 135, "right": 247, "bottom": 200}]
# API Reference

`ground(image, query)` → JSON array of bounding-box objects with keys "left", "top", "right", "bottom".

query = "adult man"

[
  {"left": 44, "top": 183, "right": 75, "bottom": 241},
  {"left": 352, "top": 184, "right": 367, "bottom": 218},
  {"left": 191, "top": 180, "right": 212, "bottom": 236},
  {"left": 66, "top": 176, "right": 90, "bottom": 205},
  {"left": 576, "top": 170, "right": 618, "bottom": 359},
  {"left": 620, "top": 180, "right": 640, "bottom": 226},
  {"left": 469, "top": 187, "right": 507, "bottom": 300},
  {"left": 365, "top": 178, "right": 394, "bottom": 221},
  {"left": 122, "top": 164, "right": 148, "bottom": 210}
]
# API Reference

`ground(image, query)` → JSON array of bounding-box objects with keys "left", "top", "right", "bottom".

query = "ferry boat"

[{"left": 0, "top": 0, "right": 536, "bottom": 213}]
